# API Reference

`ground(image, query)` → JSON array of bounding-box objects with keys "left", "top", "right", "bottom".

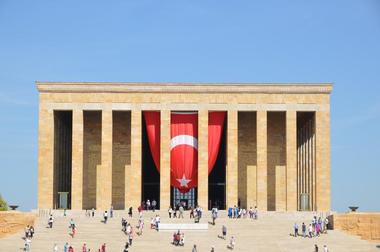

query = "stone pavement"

[{"left": 0, "top": 210, "right": 378, "bottom": 251}]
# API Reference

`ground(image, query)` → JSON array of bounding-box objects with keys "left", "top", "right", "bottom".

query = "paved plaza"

[{"left": 0, "top": 210, "right": 378, "bottom": 251}]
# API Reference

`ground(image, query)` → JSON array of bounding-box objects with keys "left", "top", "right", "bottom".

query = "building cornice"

[{"left": 35, "top": 82, "right": 333, "bottom": 94}]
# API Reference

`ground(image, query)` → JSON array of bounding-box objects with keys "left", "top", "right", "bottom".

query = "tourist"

[
  {"left": 179, "top": 232, "right": 185, "bottom": 246},
  {"left": 152, "top": 199, "right": 157, "bottom": 211},
  {"left": 179, "top": 204, "right": 184, "bottom": 218},
  {"left": 101, "top": 243, "right": 106, "bottom": 252},
  {"left": 103, "top": 211, "right": 108, "bottom": 224},
  {"left": 128, "top": 207, "right": 132, "bottom": 218},
  {"left": 323, "top": 245, "right": 329, "bottom": 252},
  {"left": 248, "top": 207, "right": 253, "bottom": 219},
  {"left": 155, "top": 214, "right": 160, "bottom": 229},
  {"left": 314, "top": 244, "right": 319, "bottom": 252},
  {"left": 82, "top": 243, "right": 88, "bottom": 252},
  {"left": 222, "top": 225, "right": 227, "bottom": 239},
  {"left": 228, "top": 207, "right": 233, "bottom": 218},
  {"left": 146, "top": 199, "right": 151, "bottom": 210},
  {"left": 25, "top": 225, "right": 30, "bottom": 238},
  {"left": 68, "top": 245, "right": 74, "bottom": 252},
  {"left": 64, "top": 242, "right": 69, "bottom": 252},
  {"left": 168, "top": 206, "right": 173, "bottom": 218},
  {"left": 211, "top": 246, "right": 215, "bottom": 252},
  {"left": 316, "top": 222, "right": 321, "bottom": 236},
  {"left": 30, "top": 225, "right": 34, "bottom": 238},
  {"left": 69, "top": 218, "right": 76, "bottom": 229},
  {"left": 123, "top": 242, "right": 129, "bottom": 252},
  {"left": 302, "top": 222, "right": 306, "bottom": 238},
  {"left": 253, "top": 206, "right": 258, "bottom": 219},
  {"left": 324, "top": 217, "right": 329, "bottom": 233},
  {"left": 308, "top": 224, "right": 313, "bottom": 238},
  {"left": 190, "top": 207, "right": 194, "bottom": 218},
  {"left": 192, "top": 244, "right": 198, "bottom": 252},
  {"left": 228, "top": 236, "right": 236, "bottom": 250},
  {"left": 24, "top": 237, "right": 31, "bottom": 251},
  {"left": 128, "top": 227, "right": 134, "bottom": 246},
  {"left": 91, "top": 208, "right": 95, "bottom": 217},
  {"left": 137, "top": 218, "right": 144, "bottom": 235},
  {"left": 211, "top": 207, "right": 218, "bottom": 225},
  {"left": 53, "top": 243, "right": 58, "bottom": 252},
  {"left": 294, "top": 222, "right": 299, "bottom": 237},
  {"left": 71, "top": 225, "right": 77, "bottom": 238},
  {"left": 110, "top": 205, "right": 114, "bottom": 218},
  {"left": 48, "top": 214, "right": 54, "bottom": 228}
]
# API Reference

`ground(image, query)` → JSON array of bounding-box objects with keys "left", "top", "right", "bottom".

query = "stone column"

[
  {"left": 97, "top": 110, "right": 113, "bottom": 210},
  {"left": 71, "top": 109, "right": 84, "bottom": 210},
  {"left": 126, "top": 109, "right": 142, "bottom": 209},
  {"left": 160, "top": 110, "right": 171, "bottom": 209},
  {"left": 256, "top": 110, "right": 267, "bottom": 210},
  {"left": 37, "top": 107, "right": 54, "bottom": 209},
  {"left": 316, "top": 110, "right": 331, "bottom": 211},
  {"left": 286, "top": 110, "right": 297, "bottom": 211},
  {"left": 227, "top": 110, "right": 238, "bottom": 208},
  {"left": 198, "top": 110, "right": 208, "bottom": 209}
]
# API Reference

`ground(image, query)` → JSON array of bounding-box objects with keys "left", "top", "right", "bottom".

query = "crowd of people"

[
  {"left": 293, "top": 215, "right": 329, "bottom": 238},
  {"left": 20, "top": 201, "right": 334, "bottom": 251}
]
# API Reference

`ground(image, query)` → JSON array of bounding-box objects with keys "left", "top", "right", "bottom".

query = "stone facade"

[{"left": 36, "top": 82, "right": 332, "bottom": 211}]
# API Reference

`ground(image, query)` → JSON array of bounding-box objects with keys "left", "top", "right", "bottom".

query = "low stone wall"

[
  {"left": 0, "top": 211, "right": 36, "bottom": 238},
  {"left": 331, "top": 212, "right": 380, "bottom": 241}
]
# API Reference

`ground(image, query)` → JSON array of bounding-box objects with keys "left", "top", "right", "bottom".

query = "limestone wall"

[
  {"left": 332, "top": 213, "right": 380, "bottom": 241},
  {"left": 0, "top": 212, "right": 36, "bottom": 238}
]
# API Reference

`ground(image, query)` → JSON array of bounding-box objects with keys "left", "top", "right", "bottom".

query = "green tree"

[{"left": 0, "top": 194, "right": 8, "bottom": 211}]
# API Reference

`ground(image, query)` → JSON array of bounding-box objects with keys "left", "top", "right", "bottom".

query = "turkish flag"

[{"left": 170, "top": 112, "right": 198, "bottom": 193}]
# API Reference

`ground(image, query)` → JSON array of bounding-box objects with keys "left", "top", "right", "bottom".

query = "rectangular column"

[
  {"left": 275, "top": 165, "right": 286, "bottom": 211},
  {"left": 37, "top": 107, "right": 54, "bottom": 209},
  {"left": 286, "top": 110, "right": 297, "bottom": 211},
  {"left": 316, "top": 110, "right": 331, "bottom": 211},
  {"left": 246, "top": 165, "right": 257, "bottom": 208},
  {"left": 96, "top": 110, "right": 113, "bottom": 210},
  {"left": 256, "top": 110, "right": 267, "bottom": 210},
  {"left": 160, "top": 110, "right": 171, "bottom": 209},
  {"left": 198, "top": 110, "right": 208, "bottom": 209},
  {"left": 126, "top": 109, "right": 142, "bottom": 209},
  {"left": 71, "top": 110, "right": 83, "bottom": 210},
  {"left": 227, "top": 110, "right": 238, "bottom": 208}
]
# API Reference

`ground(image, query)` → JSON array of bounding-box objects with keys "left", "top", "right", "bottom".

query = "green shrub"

[{"left": 0, "top": 194, "right": 8, "bottom": 211}]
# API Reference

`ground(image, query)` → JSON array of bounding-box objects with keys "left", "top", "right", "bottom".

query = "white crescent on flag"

[{"left": 170, "top": 134, "right": 198, "bottom": 150}]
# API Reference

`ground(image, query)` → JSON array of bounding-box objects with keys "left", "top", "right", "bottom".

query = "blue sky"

[{"left": 0, "top": 1, "right": 379, "bottom": 212}]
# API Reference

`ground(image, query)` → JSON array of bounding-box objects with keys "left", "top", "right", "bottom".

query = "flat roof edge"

[{"left": 35, "top": 82, "right": 333, "bottom": 94}]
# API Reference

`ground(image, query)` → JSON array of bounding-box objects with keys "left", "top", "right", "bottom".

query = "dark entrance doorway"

[
  {"left": 208, "top": 117, "right": 227, "bottom": 210},
  {"left": 53, "top": 111, "right": 72, "bottom": 209},
  {"left": 141, "top": 115, "right": 160, "bottom": 209}
]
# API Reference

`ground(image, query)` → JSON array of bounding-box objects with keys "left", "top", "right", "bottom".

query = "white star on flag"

[{"left": 177, "top": 174, "right": 191, "bottom": 187}]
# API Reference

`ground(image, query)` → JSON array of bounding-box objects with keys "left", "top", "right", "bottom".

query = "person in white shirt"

[
  {"left": 323, "top": 245, "right": 329, "bottom": 252},
  {"left": 53, "top": 243, "right": 58, "bottom": 252}
]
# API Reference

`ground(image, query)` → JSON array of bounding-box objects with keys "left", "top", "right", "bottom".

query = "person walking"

[
  {"left": 82, "top": 243, "right": 88, "bottom": 252},
  {"left": 308, "top": 224, "right": 313, "bottom": 238},
  {"left": 123, "top": 242, "right": 129, "bottom": 252},
  {"left": 179, "top": 205, "right": 184, "bottom": 218},
  {"left": 323, "top": 245, "right": 329, "bottom": 252},
  {"left": 68, "top": 246, "right": 74, "bottom": 252},
  {"left": 48, "top": 214, "right": 54, "bottom": 228},
  {"left": 168, "top": 206, "right": 173, "bottom": 218},
  {"left": 103, "top": 211, "right": 108, "bottom": 224},
  {"left": 152, "top": 199, "right": 157, "bottom": 212},
  {"left": 110, "top": 205, "right": 114, "bottom": 218},
  {"left": 128, "top": 207, "right": 133, "bottom": 218},
  {"left": 64, "top": 242, "right": 69, "bottom": 252},
  {"left": 294, "top": 223, "right": 299, "bottom": 237},
  {"left": 53, "top": 243, "right": 58, "bottom": 252},
  {"left": 301, "top": 222, "right": 306, "bottom": 238},
  {"left": 101, "top": 243, "right": 106, "bottom": 252},
  {"left": 192, "top": 244, "right": 198, "bottom": 252},
  {"left": 128, "top": 227, "right": 134, "bottom": 246},
  {"left": 222, "top": 225, "right": 227, "bottom": 239},
  {"left": 314, "top": 244, "right": 319, "bottom": 252},
  {"left": 91, "top": 208, "right": 95, "bottom": 217}
]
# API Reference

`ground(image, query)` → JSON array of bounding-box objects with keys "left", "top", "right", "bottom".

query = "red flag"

[{"left": 170, "top": 112, "right": 198, "bottom": 193}]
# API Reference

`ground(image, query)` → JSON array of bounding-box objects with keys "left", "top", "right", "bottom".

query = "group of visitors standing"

[
  {"left": 53, "top": 242, "right": 107, "bottom": 252},
  {"left": 228, "top": 205, "right": 258, "bottom": 219},
  {"left": 293, "top": 215, "right": 329, "bottom": 238}
]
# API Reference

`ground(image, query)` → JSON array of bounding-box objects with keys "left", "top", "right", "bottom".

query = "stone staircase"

[{"left": 0, "top": 210, "right": 378, "bottom": 251}]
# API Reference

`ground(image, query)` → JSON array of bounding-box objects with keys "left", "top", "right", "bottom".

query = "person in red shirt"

[
  {"left": 101, "top": 243, "right": 106, "bottom": 252},
  {"left": 68, "top": 246, "right": 74, "bottom": 252}
]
